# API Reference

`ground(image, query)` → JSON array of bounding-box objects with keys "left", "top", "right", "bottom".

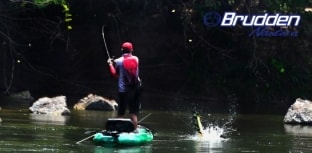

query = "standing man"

[{"left": 107, "top": 42, "right": 142, "bottom": 130}]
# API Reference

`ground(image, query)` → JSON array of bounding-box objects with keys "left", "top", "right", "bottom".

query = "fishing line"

[{"left": 111, "top": 15, "right": 122, "bottom": 45}]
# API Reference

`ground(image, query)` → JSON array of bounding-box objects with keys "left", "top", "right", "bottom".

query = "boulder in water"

[
  {"left": 10, "top": 90, "right": 34, "bottom": 100},
  {"left": 73, "top": 94, "right": 118, "bottom": 111},
  {"left": 29, "top": 96, "right": 70, "bottom": 115},
  {"left": 284, "top": 98, "right": 312, "bottom": 124}
]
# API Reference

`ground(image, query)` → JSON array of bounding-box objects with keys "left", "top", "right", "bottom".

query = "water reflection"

[
  {"left": 284, "top": 124, "right": 312, "bottom": 152},
  {"left": 194, "top": 140, "right": 225, "bottom": 153},
  {"left": 284, "top": 124, "right": 312, "bottom": 135},
  {"left": 29, "top": 113, "right": 70, "bottom": 125},
  {"left": 94, "top": 145, "right": 152, "bottom": 153}
]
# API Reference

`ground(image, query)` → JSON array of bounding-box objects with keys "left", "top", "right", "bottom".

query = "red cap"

[{"left": 121, "top": 42, "right": 133, "bottom": 51}]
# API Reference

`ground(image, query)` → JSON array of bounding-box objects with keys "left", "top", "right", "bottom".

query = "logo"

[
  {"left": 203, "top": 12, "right": 300, "bottom": 37},
  {"left": 203, "top": 12, "right": 222, "bottom": 27}
]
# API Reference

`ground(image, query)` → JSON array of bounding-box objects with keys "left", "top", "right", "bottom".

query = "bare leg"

[{"left": 130, "top": 113, "right": 138, "bottom": 129}]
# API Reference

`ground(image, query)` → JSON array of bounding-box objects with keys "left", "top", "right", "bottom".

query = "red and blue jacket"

[{"left": 109, "top": 53, "right": 141, "bottom": 92}]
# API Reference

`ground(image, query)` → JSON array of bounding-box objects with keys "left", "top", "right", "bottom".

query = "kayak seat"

[{"left": 105, "top": 118, "right": 135, "bottom": 133}]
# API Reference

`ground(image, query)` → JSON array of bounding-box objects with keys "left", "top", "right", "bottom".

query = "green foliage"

[
  {"left": 263, "top": 0, "right": 307, "bottom": 12},
  {"left": 32, "top": 0, "right": 65, "bottom": 8},
  {"left": 31, "top": 0, "right": 72, "bottom": 30},
  {"left": 181, "top": 0, "right": 312, "bottom": 106},
  {"left": 61, "top": 3, "right": 72, "bottom": 30},
  {"left": 271, "top": 59, "right": 285, "bottom": 73}
]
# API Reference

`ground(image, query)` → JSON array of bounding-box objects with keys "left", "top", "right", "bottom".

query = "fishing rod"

[
  {"left": 76, "top": 134, "right": 94, "bottom": 144},
  {"left": 101, "top": 25, "right": 111, "bottom": 59},
  {"left": 138, "top": 113, "right": 152, "bottom": 123}
]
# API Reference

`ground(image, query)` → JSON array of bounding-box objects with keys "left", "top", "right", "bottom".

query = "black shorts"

[{"left": 118, "top": 85, "right": 141, "bottom": 116}]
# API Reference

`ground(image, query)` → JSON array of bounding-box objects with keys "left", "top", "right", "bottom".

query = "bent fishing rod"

[{"left": 101, "top": 25, "right": 111, "bottom": 59}]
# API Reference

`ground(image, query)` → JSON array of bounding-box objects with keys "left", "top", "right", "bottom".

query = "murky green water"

[{"left": 0, "top": 107, "right": 311, "bottom": 153}]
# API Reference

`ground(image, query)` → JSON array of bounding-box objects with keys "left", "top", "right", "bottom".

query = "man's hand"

[{"left": 107, "top": 58, "right": 114, "bottom": 65}]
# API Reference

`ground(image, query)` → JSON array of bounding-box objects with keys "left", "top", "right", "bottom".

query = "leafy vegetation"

[
  {"left": 178, "top": 0, "right": 312, "bottom": 111},
  {"left": 32, "top": 0, "right": 65, "bottom": 8},
  {"left": 1, "top": 0, "right": 312, "bottom": 112}
]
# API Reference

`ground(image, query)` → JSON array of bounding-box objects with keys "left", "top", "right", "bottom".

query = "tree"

[{"left": 0, "top": 0, "right": 71, "bottom": 94}]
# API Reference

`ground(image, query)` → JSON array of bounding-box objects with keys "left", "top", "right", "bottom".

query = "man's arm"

[{"left": 107, "top": 58, "right": 118, "bottom": 78}]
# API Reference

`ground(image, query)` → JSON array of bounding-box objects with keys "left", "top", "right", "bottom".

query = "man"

[{"left": 107, "top": 42, "right": 142, "bottom": 130}]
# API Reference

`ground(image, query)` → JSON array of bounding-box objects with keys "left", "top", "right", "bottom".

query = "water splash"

[
  {"left": 189, "top": 92, "right": 238, "bottom": 142},
  {"left": 190, "top": 111, "right": 237, "bottom": 141},
  {"left": 191, "top": 124, "right": 227, "bottom": 141},
  {"left": 190, "top": 108, "right": 238, "bottom": 141}
]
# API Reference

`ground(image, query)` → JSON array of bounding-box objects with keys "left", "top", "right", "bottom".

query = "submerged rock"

[
  {"left": 29, "top": 96, "right": 70, "bottom": 115},
  {"left": 10, "top": 90, "right": 34, "bottom": 100},
  {"left": 73, "top": 94, "right": 118, "bottom": 111},
  {"left": 284, "top": 98, "right": 312, "bottom": 124}
]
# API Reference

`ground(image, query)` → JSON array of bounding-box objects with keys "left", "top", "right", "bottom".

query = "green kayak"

[{"left": 93, "top": 118, "right": 153, "bottom": 146}]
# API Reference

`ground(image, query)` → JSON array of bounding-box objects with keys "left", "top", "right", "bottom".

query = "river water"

[{"left": 0, "top": 104, "right": 312, "bottom": 153}]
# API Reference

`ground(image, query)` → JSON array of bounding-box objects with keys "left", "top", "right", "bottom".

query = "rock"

[
  {"left": 29, "top": 96, "right": 70, "bottom": 115},
  {"left": 73, "top": 94, "right": 118, "bottom": 111},
  {"left": 10, "top": 90, "right": 34, "bottom": 100},
  {"left": 284, "top": 98, "right": 312, "bottom": 124}
]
